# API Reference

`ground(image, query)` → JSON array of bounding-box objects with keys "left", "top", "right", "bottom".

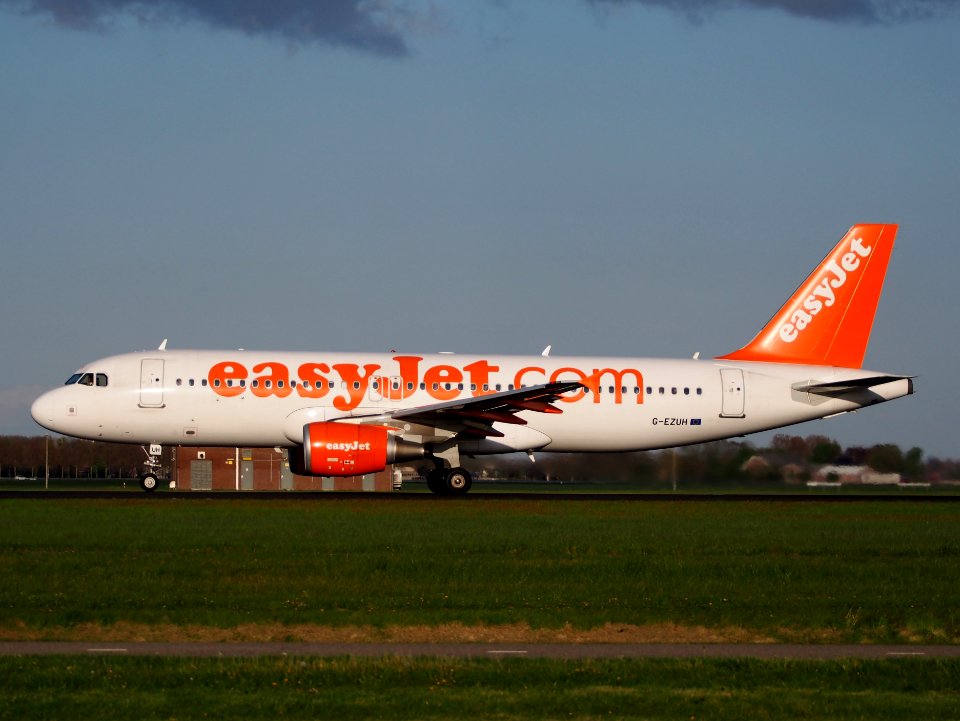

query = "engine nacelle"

[{"left": 297, "top": 422, "right": 424, "bottom": 477}]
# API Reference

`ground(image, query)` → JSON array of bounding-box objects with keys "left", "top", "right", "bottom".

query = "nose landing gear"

[{"left": 139, "top": 443, "right": 168, "bottom": 493}]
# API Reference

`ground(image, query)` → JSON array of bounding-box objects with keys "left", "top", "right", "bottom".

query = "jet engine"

[{"left": 291, "top": 422, "right": 424, "bottom": 477}]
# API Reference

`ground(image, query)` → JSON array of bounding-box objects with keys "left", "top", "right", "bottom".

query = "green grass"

[
  {"left": 2, "top": 656, "right": 959, "bottom": 721},
  {"left": 1, "top": 499, "right": 959, "bottom": 641}
]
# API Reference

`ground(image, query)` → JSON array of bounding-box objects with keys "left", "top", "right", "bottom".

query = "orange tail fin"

[{"left": 717, "top": 224, "right": 898, "bottom": 369}]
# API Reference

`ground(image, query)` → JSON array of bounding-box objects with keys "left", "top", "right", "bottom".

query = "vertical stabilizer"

[{"left": 717, "top": 224, "right": 897, "bottom": 369}]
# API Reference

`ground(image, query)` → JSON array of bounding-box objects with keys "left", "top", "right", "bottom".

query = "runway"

[
  {"left": 1, "top": 490, "right": 958, "bottom": 502},
  {"left": 2, "top": 642, "right": 959, "bottom": 659}
]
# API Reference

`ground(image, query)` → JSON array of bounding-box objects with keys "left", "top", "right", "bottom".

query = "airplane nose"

[{"left": 31, "top": 391, "right": 58, "bottom": 431}]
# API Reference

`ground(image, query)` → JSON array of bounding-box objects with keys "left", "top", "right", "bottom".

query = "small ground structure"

[{"left": 173, "top": 446, "right": 398, "bottom": 491}]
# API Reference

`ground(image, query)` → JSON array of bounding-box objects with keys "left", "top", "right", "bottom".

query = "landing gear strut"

[{"left": 139, "top": 443, "right": 164, "bottom": 493}]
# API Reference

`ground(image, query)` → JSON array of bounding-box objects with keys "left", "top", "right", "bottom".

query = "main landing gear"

[{"left": 425, "top": 466, "right": 473, "bottom": 495}]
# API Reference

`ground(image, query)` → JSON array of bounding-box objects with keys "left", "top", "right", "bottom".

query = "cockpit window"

[{"left": 64, "top": 372, "right": 107, "bottom": 386}]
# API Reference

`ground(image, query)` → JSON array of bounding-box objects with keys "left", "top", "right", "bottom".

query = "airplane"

[{"left": 31, "top": 224, "right": 913, "bottom": 494}]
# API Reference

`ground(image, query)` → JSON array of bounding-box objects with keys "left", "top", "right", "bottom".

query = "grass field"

[
  {"left": 2, "top": 656, "right": 960, "bottom": 721},
  {"left": 2, "top": 497, "right": 959, "bottom": 719},
  {"left": 1, "top": 497, "right": 958, "bottom": 643}
]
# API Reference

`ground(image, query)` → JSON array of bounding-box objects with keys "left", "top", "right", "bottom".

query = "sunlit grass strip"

[
  {"left": 2, "top": 657, "right": 959, "bottom": 721},
  {"left": 1, "top": 499, "right": 958, "bottom": 642}
]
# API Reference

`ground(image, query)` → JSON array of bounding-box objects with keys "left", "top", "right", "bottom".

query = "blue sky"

[{"left": 1, "top": 0, "right": 958, "bottom": 458}]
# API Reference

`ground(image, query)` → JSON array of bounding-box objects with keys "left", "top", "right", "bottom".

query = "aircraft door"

[
  {"left": 139, "top": 359, "right": 165, "bottom": 408},
  {"left": 719, "top": 368, "right": 745, "bottom": 418}
]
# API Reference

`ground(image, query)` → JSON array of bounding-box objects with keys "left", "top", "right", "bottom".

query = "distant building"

[
  {"left": 172, "top": 446, "right": 398, "bottom": 491},
  {"left": 813, "top": 465, "right": 901, "bottom": 485}
]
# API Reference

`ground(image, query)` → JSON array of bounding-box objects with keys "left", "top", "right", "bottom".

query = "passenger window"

[
  {"left": 684, "top": 388, "right": 690, "bottom": 395},
  {"left": 176, "top": 379, "right": 183, "bottom": 386},
  {"left": 189, "top": 379, "right": 195, "bottom": 387}
]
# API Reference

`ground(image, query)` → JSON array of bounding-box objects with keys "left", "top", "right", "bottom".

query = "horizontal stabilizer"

[{"left": 792, "top": 375, "right": 913, "bottom": 395}]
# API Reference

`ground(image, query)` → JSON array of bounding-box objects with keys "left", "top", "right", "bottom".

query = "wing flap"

[{"left": 354, "top": 381, "right": 583, "bottom": 439}]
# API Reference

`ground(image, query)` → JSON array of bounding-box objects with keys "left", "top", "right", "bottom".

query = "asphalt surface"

[
  {"left": 1, "top": 490, "right": 958, "bottom": 502},
  {"left": 1, "top": 642, "right": 958, "bottom": 659}
]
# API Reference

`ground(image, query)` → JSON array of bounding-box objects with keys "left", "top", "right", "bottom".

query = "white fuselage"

[{"left": 31, "top": 349, "right": 913, "bottom": 454}]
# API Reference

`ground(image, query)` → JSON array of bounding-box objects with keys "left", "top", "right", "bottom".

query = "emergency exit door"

[{"left": 720, "top": 368, "right": 745, "bottom": 418}]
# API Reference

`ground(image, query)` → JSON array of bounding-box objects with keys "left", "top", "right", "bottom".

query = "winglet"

[{"left": 717, "top": 224, "right": 898, "bottom": 369}]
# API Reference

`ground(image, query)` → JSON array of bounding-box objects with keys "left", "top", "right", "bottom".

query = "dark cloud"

[
  {"left": 590, "top": 0, "right": 953, "bottom": 23},
  {"left": 0, "top": 0, "right": 413, "bottom": 55}
]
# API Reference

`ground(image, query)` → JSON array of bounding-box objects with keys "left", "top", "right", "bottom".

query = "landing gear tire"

[
  {"left": 139, "top": 473, "right": 159, "bottom": 493},
  {"left": 425, "top": 469, "right": 446, "bottom": 494},
  {"left": 443, "top": 467, "right": 472, "bottom": 495}
]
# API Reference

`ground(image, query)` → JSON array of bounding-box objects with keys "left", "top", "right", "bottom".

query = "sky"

[{"left": 1, "top": 0, "right": 958, "bottom": 458}]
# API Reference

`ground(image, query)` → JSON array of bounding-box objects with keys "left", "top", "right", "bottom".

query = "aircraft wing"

[{"left": 354, "top": 381, "right": 584, "bottom": 439}]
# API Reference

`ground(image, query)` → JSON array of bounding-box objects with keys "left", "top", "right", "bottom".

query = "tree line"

[
  {"left": 464, "top": 434, "right": 952, "bottom": 484},
  {"left": 0, "top": 434, "right": 956, "bottom": 483},
  {"left": 0, "top": 436, "right": 147, "bottom": 479}
]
